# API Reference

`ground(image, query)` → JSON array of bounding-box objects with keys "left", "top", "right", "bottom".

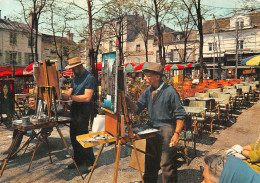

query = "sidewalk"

[{"left": 0, "top": 101, "right": 259, "bottom": 183}]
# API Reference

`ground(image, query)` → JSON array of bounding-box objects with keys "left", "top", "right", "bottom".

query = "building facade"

[
  {"left": 203, "top": 11, "right": 260, "bottom": 79},
  {"left": 0, "top": 16, "right": 41, "bottom": 67}
]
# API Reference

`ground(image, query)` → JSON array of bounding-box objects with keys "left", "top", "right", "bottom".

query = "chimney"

[
  {"left": 4, "top": 16, "right": 6, "bottom": 20},
  {"left": 70, "top": 33, "right": 74, "bottom": 41},
  {"left": 66, "top": 31, "right": 70, "bottom": 40},
  {"left": 29, "top": 12, "right": 33, "bottom": 27},
  {"left": 0, "top": 10, "right": 1, "bottom": 19}
]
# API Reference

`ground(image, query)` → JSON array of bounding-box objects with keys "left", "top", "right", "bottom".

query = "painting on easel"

[
  {"left": 34, "top": 60, "right": 61, "bottom": 100},
  {"left": 100, "top": 52, "right": 118, "bottom": 113}
]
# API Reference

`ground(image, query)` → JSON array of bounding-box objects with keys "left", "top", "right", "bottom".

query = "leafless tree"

[
  {"left": 17, "top": 0, "right": 47, "bottom": 63},
  {"left": 181, "top": 0, "right": 204, "bottom": 83}
]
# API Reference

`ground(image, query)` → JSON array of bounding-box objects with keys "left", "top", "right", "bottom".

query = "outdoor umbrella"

[
  {"left": 184, "top": 63, "right": 195, "bottom": 68},
  {"left": 170, "top": 64, "right": 185, "bottom": 70},
  {"left": 134, "top": 62, "right": 149, "bottom": 71},
  {"left": 124, "top": 63, "right": 137, "bottom": 67},
  {"left": 165, "top": 64, "right": 173, "bottom": 71},
  {"left": 125, "top": 63, "right": 136, "bottom": 72},
  {"left": 192, "top": 62, "right": 207, "bottom": 69},
  {"left": 241, "top": 55, "right": 260, "bottom": 66},
  {"left": 25, "top": 63, "right": 35, "bottom": 72}
]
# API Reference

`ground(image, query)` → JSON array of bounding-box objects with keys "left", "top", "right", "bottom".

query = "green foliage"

[{"left": 127, "top": 76, "right": 149, "bottom": 124}]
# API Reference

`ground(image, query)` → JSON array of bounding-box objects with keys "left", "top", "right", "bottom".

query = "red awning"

[{"left": 0, "top": 66, "right": 25, "bottom": 72}]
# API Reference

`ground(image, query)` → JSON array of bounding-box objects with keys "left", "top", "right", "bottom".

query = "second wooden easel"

[{"left": 77, "top": 69, "right": 157, "bottom": 183}]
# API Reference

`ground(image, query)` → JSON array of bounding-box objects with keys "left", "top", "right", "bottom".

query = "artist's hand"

[
  {"left": 61, "top": 93, "right": 69, "bottom": 101},
  {"left": 170, "top": 133, "right": 180, "bottom": 147}
]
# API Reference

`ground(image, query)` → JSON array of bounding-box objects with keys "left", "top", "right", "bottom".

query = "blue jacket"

[{"left": 136, "top": 83, "right": 186, "bottom": 127}]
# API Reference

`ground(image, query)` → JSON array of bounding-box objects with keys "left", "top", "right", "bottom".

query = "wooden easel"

[
  {"left": 77, "top": 69, "right": 157, "bottom": 183},
  {"left": 34, "top": 60, "right": 84, "bottom": 179},
  {"left": 0, "top": 60, "right": 83, "bottom": 180}
]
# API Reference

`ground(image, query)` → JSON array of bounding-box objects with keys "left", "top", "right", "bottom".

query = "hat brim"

[
  {"left": 142, "top": 69, "right": 165, "bottom": 76},
  {"left": 65, "top": 62, "right": 83, "bottom": 70}
]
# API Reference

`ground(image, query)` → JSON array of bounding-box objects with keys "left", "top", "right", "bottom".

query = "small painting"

[{"left": 100, "top": 52, "right": 118, "bottom": 113}]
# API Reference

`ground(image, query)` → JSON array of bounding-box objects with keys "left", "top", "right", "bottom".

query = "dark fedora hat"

[
  {"left": 142, "top": 62, "right": 164, "bottom": 75},
  {"left": 65, "top": 57, "right": 83, "bottom": 70}
]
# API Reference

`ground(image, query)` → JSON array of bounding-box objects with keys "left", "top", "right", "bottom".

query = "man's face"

[
  {"left": 144, "top": 72, "right": 160, "bottom": 87},
  {"left": 29, "top": 97, "right": 36, "bottom": 110},
  {"left": 201, "top": 164, "right": 215, "bottom": 183},
  {"left": 72, "top": 65, "right": 82, "bottom": 77}
]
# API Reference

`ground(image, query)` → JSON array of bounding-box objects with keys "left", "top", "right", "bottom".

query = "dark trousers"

[
  {"left": 70, "top": 103, "right": 95, "bottom": 165},
  {"left": 144, "top": 125, "right": 177, "bottom": 183}
]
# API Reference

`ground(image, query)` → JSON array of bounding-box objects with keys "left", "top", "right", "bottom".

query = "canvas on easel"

[{"left": 34, "top": 60, "right": 60, "bottom": 100}]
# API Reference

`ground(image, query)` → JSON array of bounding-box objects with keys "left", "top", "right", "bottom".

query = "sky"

[{"left": 0, "top": 0, "right": 258, "bottom": 42}]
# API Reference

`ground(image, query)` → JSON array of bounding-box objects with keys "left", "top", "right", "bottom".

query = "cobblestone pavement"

[{"left": 0, "top": 101, "right": 259, "bottom": 183}]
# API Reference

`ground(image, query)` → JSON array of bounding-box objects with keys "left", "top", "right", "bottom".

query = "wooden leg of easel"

[
  {"left": 113, "top": 140, "right": 122, "bottom": 183},
  {"left": 132, "top": 140, "right": 144, "bottom": 183},
  {"left": 44, "top": 137, "right": 53, "bottom": 164},
  {"left": 28, "top": 138, "right": 42, "bottom": 172},
  {"left": 55, "top": 126, "right": 84, "bottom": 180},
  {"left": 0, "top": 131, "right": 22, "bottom": 177},
  {"left": 86, "top": 144, "right": 105, "bottom": 183}
]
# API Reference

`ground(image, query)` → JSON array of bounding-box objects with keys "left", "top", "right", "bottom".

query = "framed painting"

[{"left": 100, "top": 52, "right": 118, "bottom": 114}]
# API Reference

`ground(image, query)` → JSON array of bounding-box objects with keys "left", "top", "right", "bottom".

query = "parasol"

[
  {"left": 241, "top": 55, "right": 260, "bottom": 66},
  {"left": 134, "top": 62, "right": 149, "bottom": 71}
]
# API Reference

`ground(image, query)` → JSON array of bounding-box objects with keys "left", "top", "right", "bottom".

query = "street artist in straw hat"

[
  {"left": 61, "top": 57, "right": 95, "bottom": 171},
  {"left": 126, "top": 62, "right": 186, "bottom": 183}
]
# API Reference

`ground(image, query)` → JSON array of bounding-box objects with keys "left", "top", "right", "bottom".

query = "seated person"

[
  {"left": 2, "top": 95, "right": 36, "bottom": 156},
  {"left": 225, "top": 136, "right": 260, "bottom": 173},
  {"left": 201, "top": 154, "right": 260, "bottom": 183}
]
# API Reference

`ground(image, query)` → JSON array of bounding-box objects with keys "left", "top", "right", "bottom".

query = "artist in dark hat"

[
  {"left": 62, "top": 57, "right": 95, "bottom": 171},
  {"left": 126, "top": 62, "right": 186, "bottom": 183}
]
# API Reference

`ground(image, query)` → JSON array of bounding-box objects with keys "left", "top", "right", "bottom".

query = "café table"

[{"left": 183, "top": 106, "right": 206, "bottom": 135}]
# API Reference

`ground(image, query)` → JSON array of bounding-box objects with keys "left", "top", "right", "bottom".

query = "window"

[
  {"left": 186, "top": 48, "right": 194, "bottom": 62},
  {"left": 116, "top": 21, "right": 121, "bottom": 33},
  {"left": 176, "top": 34, "right": 181, "bottom": 41},
  {"left": 18, "top": 52, "right": 22, "bottom": 64},
  {"left": 5, "top": 51, "right": 17, "bottom": 65},
  {"left": 238, "top": 40, "right": 244, "bottom": 49},
  {"left": 136, "top": 44, "right": 140, "bottom": 52},
  {"left": 236, "top": 21, "right": 244, "bottom": 29},
  {"left": 109, "top": 41, "right": 113, "bottom": 52},
  {"left": 208, "top": 42, "right": 216, "bottom": 51},
  {"left": 172, "top": 49, "right": 179, "bottom": 62},
  {"left": 28, "top": 37, "right": 35, "bottom": 47},
  {"left": 10, "top": 32, "right": 17, "bottom": 45},
  {"left": 24, "top": 53, "right": 34, "bottom": 64}
]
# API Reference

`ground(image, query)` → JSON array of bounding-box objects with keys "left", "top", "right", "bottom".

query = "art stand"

[
  {"left": 77, "top": 69, "right": 157, "bottom": 183},
  {"left": 0, "top": 60, "right": 83, "bottom": 180}
]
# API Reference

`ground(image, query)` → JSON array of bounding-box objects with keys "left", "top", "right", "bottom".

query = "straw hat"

[
  {"left": 142, "top": 62, "right": 164, "bottom": 76},
  {"left": 65, "top": 57, "right": 83, "bottom": 69}
]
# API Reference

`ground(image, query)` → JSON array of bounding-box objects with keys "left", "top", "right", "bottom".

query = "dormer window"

[
  {"left": 176, "top": 34, "right": 181, "bottom": 41},
  {"left": 236, "top": 21, "right": 244, "bottom": 29},
  {"left": 136, "top": 44, "right": 140, "bottom": 52}
]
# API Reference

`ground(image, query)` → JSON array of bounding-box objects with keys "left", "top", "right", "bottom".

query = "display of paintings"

[
  {"left": 0, "top": 79, "right": 15, "bottom": 116},
  {"left": 100, "top": 52, "right": 118, "bottom": 113}
]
